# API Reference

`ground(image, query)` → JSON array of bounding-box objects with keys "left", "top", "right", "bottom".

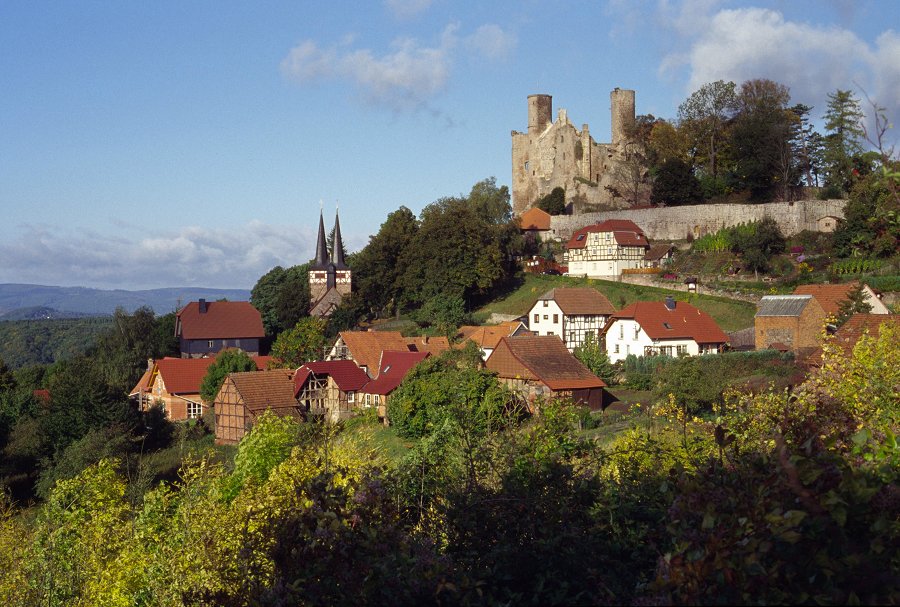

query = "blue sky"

[{"left": 1, "top": 0, "right": 898, "bottom": 290}]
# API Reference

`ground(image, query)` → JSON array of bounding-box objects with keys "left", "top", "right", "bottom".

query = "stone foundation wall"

[{"left": 548, "top": 199, "right": 845, "bottom": 242}]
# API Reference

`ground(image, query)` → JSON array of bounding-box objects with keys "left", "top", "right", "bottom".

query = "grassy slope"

[{"left": 476, "top": 273, "right": 756, "bottom": 332}]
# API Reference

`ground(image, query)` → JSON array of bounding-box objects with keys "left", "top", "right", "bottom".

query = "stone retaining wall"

[{"left": 548, "top": 199, "right": 845, "bottom": 242}]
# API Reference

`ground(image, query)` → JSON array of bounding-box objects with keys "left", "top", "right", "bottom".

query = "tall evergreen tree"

[{"left": 823, "top": 89, "right": 865, "bottom": 194}]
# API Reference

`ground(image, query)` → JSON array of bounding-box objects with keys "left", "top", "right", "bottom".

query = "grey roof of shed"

[{"left": 756, "top": 295, "right": 814, "bottom": 317}]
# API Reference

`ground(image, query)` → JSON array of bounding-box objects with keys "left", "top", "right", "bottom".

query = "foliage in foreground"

[{"left": 0, "top": 324, "right": 895, "bottom": 605}]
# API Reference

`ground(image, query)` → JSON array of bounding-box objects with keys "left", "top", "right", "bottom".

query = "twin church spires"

[{"left": 309, "top": 207, "right": 352, "bottom": 318}]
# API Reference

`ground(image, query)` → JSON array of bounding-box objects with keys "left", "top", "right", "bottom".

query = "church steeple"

[
  {"left": 332, "top": 208, "right": 348, "bottom": 269},
  {"left": 308, "top": 204, "right": 352, "bottom": 319},
  {"left": 311, "top": 206, "right": 330, "bottom": 270}
]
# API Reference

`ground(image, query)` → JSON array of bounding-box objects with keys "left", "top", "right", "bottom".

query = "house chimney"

[
  {"left": 665, "top": 296, "right": 676, "bottom": 311},
  {"left": 199, "top": 299, "right": 208, "bottom": 313}
]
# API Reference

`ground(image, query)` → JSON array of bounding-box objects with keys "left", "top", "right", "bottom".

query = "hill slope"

[
  {"left": 0, "top": 284, "right": 252, "bottom": 317},
  {"left": 475, "top": 274, "right": 756, "bottom": 332}
]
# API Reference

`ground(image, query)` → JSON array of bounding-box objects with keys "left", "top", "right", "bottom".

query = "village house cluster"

[{"left": 129, "top": 205, "right": 896, "bottom": 447}]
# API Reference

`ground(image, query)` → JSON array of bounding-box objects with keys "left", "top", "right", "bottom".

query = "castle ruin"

[{"left": 511, "top": 90, "right": 648, "bottom": 215}]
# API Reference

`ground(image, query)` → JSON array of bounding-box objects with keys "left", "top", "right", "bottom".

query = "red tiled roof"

[
  {"left": 519, "top": 207, "right": 551, "bottom": 231},
  {"left": 566, "top": 219, "right": 649, "bottom": 249},
  {"left": 537, "top": 288, "right": 616, "bottom": 316},
  {"left": 364, "top": 351, "right": 430, "bottom": 396},
  {"left": 793, "top": 281, "right": 861, "bottom": 316},
  {"left": 489, "top": 335, "right": 606, "bottom": 390},
  {"left": 294, "top": 360, "right": 371, "bottom": 395},
  {"left": 153, "top": 355, "right": 272, "bottom": 394},
  {"left": 831, "top": 313, "right": 898, "bottom": 355},
  {"left": 176, "top": 301, "right": 264, "bottom": 340},
  {"left": 608, "top": 300, "right": 728, "bottom": 344}
]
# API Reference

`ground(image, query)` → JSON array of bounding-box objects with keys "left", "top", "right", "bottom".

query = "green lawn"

[{"left": 476, "top": 273, "right": 757, "bottom": 332}]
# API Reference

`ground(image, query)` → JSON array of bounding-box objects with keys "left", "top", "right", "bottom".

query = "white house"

[
  {"left": 564, "top": 219, "right": 650, "bottom": 278},
  {"left": 528, "top": 287, "right": 616, "bottom": 351},
  {"left": 602, "top": 297, "right": 729, "bottom": 363}
]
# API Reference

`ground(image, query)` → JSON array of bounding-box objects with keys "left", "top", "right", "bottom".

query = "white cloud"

[
  {"left": 280, "top": 22, "right": 515, "bottom": 112},
  {"left": 464, "top": 24, "right": 517, "bottom": 61},
  {"left": 660, "top": 6, "right": 900, "bottom": 127},
  {"left": 0, "top": 222, "right": 320, "bottom": 290}
]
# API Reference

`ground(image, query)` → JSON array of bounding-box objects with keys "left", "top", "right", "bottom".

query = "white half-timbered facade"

[
  {"left": 527, "top": 287, "right": 616, "bottom": 351},
  {"left": 564, "top": 219, "right": 650, "bottom": 277}
]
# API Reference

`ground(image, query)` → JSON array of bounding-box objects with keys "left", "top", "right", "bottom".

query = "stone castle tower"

[
  {"left": 511, "top": 88, "right": 646, "bottom": 215},
  {"left": 309, "top": 208, "right": 352, "bottom": 318}
]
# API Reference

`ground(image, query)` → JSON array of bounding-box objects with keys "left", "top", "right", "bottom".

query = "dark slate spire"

[
  {"left": 311, "top": 207, "right": 329, "bottom": 269},
  {"left": 332, "top": 208, "right": 349, "bottom": 269}
]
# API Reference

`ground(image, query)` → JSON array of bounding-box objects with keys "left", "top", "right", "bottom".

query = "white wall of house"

[
  {"left": 605, "top": 319, "right": 705, "bottom": 363},
  {"left": 565, "top": 231, "right": 647, "bottom": 278},
  {"left": 528, "top": 301, "right": 609, "bottom": 351},
  {"left": 863, "top": 286, "right": 891, "bottom": 315},
  {"left": 528, "top": 299, "right": 565, "bottom": 339}
]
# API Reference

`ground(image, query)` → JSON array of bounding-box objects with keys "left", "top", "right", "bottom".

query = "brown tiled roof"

[
  {"left": 644, "top": 243, "right": 674, "bottom": 261},
  {"left": 364, "top": 351, "right": 430, "bottom": 396},
  {"left": 176, "top": 301, "right": 264, "bottom": 340},
  {"left": 294, "top": 360, "right": 371, "bottom": 394},
  {"left": 519, "top": 207, "right": 551, "bottom": 231},
  {"left": 489, "top": 335, "right": 606, "bottom": 390},
  {"left": 338, "top": 331, "right": 409, "bottom": 373},
  {"left": 405, "top": 335, "right": 451, "bottom": 357},
  {"left": 609, "top": 300, "right": 728, "bottom": 344},
  {"left": 152, "top": 355, "right": 272, "bottom": 394},
  {"left": 537, "top": 288, "right": 616, "bottom": 316},
  {"left": 566, "top": 219, "right": 649, "bottom": 249},
  {"left": 227, "top": 369, "right": 298, "bottom": 412},
  {"left": 458, "top": 321, "right": 527, "bottom": 350},
  {"left": 793, "top": 281, "right": 861, "bottom": 316},
  {"left": 831, "top": 313, "right": 898, "bottom": 355}
]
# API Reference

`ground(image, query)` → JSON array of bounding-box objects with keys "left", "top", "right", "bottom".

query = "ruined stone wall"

[
  {"left": 512, "top": 91, "right": 641, "bottom": 215},
  {"left": 548, "top": 199, "right": 846, "bottom": 242}
]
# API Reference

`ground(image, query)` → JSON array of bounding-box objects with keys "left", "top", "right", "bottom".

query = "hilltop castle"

[
  {"left": 511, "top": 90, "right": 648, "bottom": 215},
  {"left": 309, "top": 208, "right": 352, "bottom": 318}
]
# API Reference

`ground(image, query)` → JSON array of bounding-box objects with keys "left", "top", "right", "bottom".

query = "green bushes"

[{"left": 830, "top": 258, "right": 884, "bottom": 275}]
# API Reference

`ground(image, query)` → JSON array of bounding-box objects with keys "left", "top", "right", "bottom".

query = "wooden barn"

[{"left": 214, "top": 369, "right": 301, "bottom": 445}]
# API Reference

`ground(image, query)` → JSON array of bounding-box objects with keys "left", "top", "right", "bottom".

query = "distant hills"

[{"left": 0, "top": 284, "right": 252, "bottom": 318}]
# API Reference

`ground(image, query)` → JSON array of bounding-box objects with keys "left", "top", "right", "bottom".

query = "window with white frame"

[
  {"left": 188, "top": 401, "right": 203, "bottom": 419},
  {"left": 347, "top": 391, "right": 355, "bottom": 404}
]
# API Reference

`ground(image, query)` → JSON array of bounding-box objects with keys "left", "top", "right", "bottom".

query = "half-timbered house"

[
  {"left": 293, "top": 360, "right": 371, "bottom": 422},
  {"left": 564, "top": 219, "right": 650, "bottom": 277},
  {"left": 214, "top": 369, "right": 301, "bottom": 445},
  {"left": 527, "top": 287, "right": 616, "bottom": 351}
]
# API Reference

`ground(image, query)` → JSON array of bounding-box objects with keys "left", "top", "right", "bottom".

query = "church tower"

[{"left": 309, "top": 207, "right": 352, "bottom": 318}]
